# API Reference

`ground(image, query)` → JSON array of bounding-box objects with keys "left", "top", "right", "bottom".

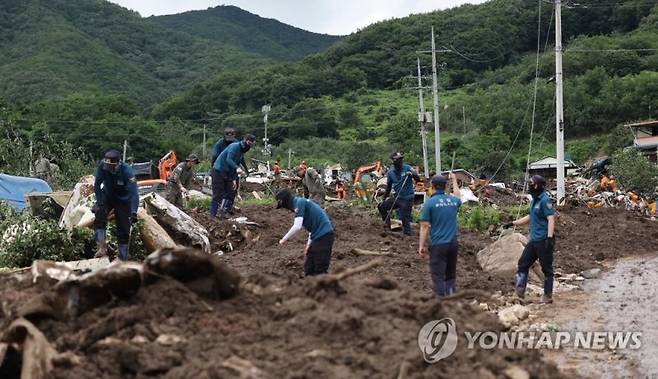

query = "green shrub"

[
  {"left": 609, "top": 148, "right": 658, "bottom": 198},
  {"left": 458, "top": 204, "right": 501, "bottom": 232}
]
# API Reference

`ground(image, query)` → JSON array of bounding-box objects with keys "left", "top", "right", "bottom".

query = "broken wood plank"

[
  {"left": 350, "top": 248, "right": 392, "bottom": 257},
  {"left": 325, "top": 258, "right": 383, "bottom": 282}
]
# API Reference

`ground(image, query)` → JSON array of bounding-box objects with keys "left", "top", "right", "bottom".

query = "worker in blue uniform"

[
  {"left": 418, "top": 173, "right": 462, "bottom": 297},
  {"left": 210, "top": 134, "right": 256, "bottom": 218},
  {"left": 276, "top": 189, "right": 334, "bottom": 276},
  {"left": 93, "top": 149, "right": 139, "bottom": 261},
  {"left": 378, "top": 152, "right": 420, "bottom": 236}
]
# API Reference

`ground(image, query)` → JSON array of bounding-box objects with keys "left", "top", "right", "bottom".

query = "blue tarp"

[{"left": 0, "top": 173, "right": 52, "bottom": 210}]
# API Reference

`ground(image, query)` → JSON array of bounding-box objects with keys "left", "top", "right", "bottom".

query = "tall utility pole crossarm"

[
  {"left": 431, "top": 26, "right": 442, "bottom": 174},
  {"left": 417, "top": 58, "right": 430, "bottom": 178},
  {"left": 555, "top": 0, "right": 565, "bottom": 202}
]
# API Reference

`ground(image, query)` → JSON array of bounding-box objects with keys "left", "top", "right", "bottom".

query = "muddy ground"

[{"left": 1, "top": 202, "right": 656, "bottom": 378}]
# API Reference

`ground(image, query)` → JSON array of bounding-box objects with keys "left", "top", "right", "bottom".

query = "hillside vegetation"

[{"left": 1, "top": 0, "right": 657, "bottom": 178}]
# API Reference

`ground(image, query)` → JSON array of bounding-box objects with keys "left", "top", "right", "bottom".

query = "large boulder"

[{"left": 476, "top": 232, "right": 544, "bottom": 282}]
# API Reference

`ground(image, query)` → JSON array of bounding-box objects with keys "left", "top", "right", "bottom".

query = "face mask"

[
  {"left": 103, "top": 160, "right": 119, "bottom": 174},
  {"left": 393, "top": 160, "right": 403, "bottom": 170},
  {"left": 529, "top": 185, "right": 543, "bottom": 198}
]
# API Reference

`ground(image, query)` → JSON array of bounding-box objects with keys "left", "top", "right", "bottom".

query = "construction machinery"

[
  {"left": 132, "top": 151, "right": 178, "bottom": 194},
  {"left": 353, "top": 161, "right": 383, "bottom": 200}
]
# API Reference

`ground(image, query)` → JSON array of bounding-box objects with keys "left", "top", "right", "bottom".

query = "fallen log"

[
  {"left": 350, "top": 248, "right": 392, "bottom": 257},
  {"left": 324, "top": 258, "right": 383, "bottom": 282},
  {"left": 137, "top": 208, "right": 177, "bottom": 252},
  {"left": 143, "top": 193, "right": 211, "bottom": 254}
]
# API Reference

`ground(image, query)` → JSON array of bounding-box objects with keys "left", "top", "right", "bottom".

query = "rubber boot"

[
  {"left": 94, "top": 229, "right": 108, "bottom": 258},
  {"left": 541, "top": 276, "right": 554, "bottom": 303},
  {"left": 209, "top": 200, "right": 219, "bottom": 218},
  {"left": 118, "top": 244, "right": 129, "bottom": 261},
  {"left": 515, "top": 272, "right": 528, "bottom": 299},
  {"left": 223, "top": 197, "right": 234, "bottom": 215},
  {"left": 445, "top": 279, "right": 457, "bottom": 295}
]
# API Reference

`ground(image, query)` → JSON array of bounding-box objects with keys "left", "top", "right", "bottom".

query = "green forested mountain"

[
  {"left": 150, "top": 5, "right": 341, "bottom": 61},
  {"left": 0, "top": 0, "right": 306, "bottom": 105},
  {"left": 151, "top": 0, "right": 657, "bottom": 174}
]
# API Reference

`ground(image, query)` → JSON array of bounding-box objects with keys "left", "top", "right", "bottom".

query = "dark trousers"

[
  {"left": 516, "top": 240, "right": 554, "bottom": 295},
  {"left": 304, "top": 232, "right": 334, "bottom": 276},
  {"left": 378, "top": 196, "right": 412, "bottom": 235},
  {"left": 429, "top": 240, "right": 458, "bottom": 297},
  {"left": 93, "top": 200, "right": 131, "bottom": 244},
  {"left": 211, "top": 169, "right": 235, "bottom": 216}
]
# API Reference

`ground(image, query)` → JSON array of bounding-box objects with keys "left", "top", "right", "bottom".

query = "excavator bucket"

[{"left": 158, "top": 151, "right": 178, "bottom": 181}]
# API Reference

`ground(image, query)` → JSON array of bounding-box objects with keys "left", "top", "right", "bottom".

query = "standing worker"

[
  {"left": 378, "top": 152, "right": 420, "bottom": 236},
  {"left": 418, "top": 174, "right": 462, "bottom": 297},
  {"left": 297, "top": 165, "right": 326, "bottom": 205},
  {"left": 165, "top": 154, "right": 200, "bottom": 207},
  {"left": 335, "top": 180, "right": 346, "bottom": 200},
  {"left": 211, "top": 127, "right": 236, "bottom": 166},
  {"left": 505, "top": 175, "right": 556, "bottom": 303},
  {"left": 210, "top": 134, "right": 256, "bottom": 218},
  {"left": 93, "top": 150, "right": 139, "bottom": 261},
  {"left": 276, "top": 189, "right": 334, "bottom": 276}
]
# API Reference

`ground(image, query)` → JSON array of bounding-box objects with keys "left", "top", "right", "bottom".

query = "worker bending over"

[
  {"left": 505, "top": 175, "right": 556, "bottom": 303},
  {"left": 210, "top": 134, "right": 255, "bottom": 218},
  {"left": 211, "top": 128, "right": 236, "bottom": 166},
  {"left": 378, "top": 152, "right": 420, "bottom": 236},
  {"left": 297, "top": 165, "right": 326, "bottom": 205},
  {"left": 418, "top": 173, "right": 462, "bottom": 297},
  {"left": 277, "top": 189, "right": 334, "bottom": 276},
  {"left": 165, "top": 154, "right": 200, "bottom": 207},
  {"left": 93, "top": 150, "right": 139, "bottom": 261}
]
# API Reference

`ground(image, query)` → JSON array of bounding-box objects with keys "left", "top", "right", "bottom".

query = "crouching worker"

[
  {"left": 505, "top": 175, "right": 556, "bottom": 303},
  {"left": 276, "top": 189, "right": 334, "bottom": 276},
  {"left": 418, "top": 173, "right": 462, "bottom": 297},
  {"left": 93, "top": 150, "right": 139, "bottom": 261},
  {"left": 165, "top": 154, "right": 200, "bottom": 207}
]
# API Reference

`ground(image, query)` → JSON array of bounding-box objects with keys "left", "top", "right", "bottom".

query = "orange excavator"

[
  {"left": 353, "top": 161, "right": 383, "bottom": 200},
  {"left": 135, "top": 151, "right": 178, "bottom": 191}
]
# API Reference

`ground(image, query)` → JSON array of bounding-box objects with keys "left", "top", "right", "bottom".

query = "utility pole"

[
  {"left": 262, "top": 105, "right": 271, "bottom": 157},
  {"left": 431, "top": 26, "right": 442, "bottom": 174},
  {"left": 462, "top": 106, "right": 466, "bottom": 135},
  {"left": 122, "top": 140, "right": 128, "bottom": 162},
  {"left": 202, "top": 124, "right": 207, "bottom": 161},
  {"left": 555, "top": 0, "right": 565, "bottom": 202},
  {"left": 417, "top": 58, "right": 429, "bottom": 178},
  {"left": 287, "top": 148, "right": 293, "bottom": 169}
]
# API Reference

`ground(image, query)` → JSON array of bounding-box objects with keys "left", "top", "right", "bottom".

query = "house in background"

[
  {"left": 626, "top": 120, "right": 658, "bottom": 162},
  {"left": 528, "top": 156, "right": 579, "bottom": 179}
]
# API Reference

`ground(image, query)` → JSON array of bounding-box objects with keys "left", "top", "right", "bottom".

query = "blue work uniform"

[
  {"left": 378, "top": 164, "right": 417, "bottom": 235},
  {"left": 294, "top": 197, "right": 334, "bottom": 276},
  {"left": 93, "top": 162, "right": 139, "bottom": 245},
  {"left": 420, "top": 190, "right": 462, "bottom": 297},
  {"left": 211, "top": 138, "right": 233, "bottom": 166},
  {"left": 516, "top": 191, "right": 556, "bottom": 295},
  {"left": 210, "top": 141, "right": 248, "bottom": 217}
]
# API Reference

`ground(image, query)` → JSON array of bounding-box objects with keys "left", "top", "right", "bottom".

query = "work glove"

[
  {"left": 502, "top": 221, "right": 514, "bottom": 229},
  {"left": 545, "top": 236, "right": 555, "bottom": 251},
  {"left": 130, "top": 212, "right": 138, "bottom": 225}
]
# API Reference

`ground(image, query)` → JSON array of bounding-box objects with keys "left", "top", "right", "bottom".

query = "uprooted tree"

[{"left": 609, "top": 147, "right": 658, "bottom": 199}]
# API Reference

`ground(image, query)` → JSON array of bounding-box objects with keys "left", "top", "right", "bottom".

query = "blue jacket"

[
  {"left": 211, "top": 138, "right": 233, "bottom": 166},
  {"left": 529, "top": 192, "right": 555, "bottom": 241},
  {"left": 420, "top": 191, "right": 462, "bottom": 245},
  {"left": 386, "top": 164, "right": 416, "bottom": 200},
  {"left": 213, "top": 141, "right": 247, "bottom": 176},
  {"left": 94, "top": 162, "right": 139, "bottom": 213},
  {"left": 294, "top": 197, "right": 333, "bottom": 241}
]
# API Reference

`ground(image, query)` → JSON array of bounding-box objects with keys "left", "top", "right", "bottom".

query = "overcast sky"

[{"left": 110, "top": 0, "right": 489, "bottom": 35}]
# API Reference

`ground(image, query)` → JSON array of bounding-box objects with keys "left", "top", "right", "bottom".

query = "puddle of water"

[{"left": 536, "top": 254, "right": 658, "bottom": 379}]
